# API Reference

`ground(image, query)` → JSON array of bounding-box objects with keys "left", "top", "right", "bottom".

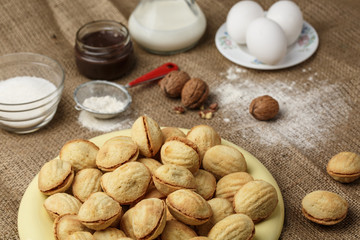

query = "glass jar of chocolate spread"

[{"left": 75, "top": 20, "right": 135, "bottom": 80}]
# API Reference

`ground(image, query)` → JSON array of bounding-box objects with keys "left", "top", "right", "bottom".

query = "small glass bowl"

[
  {"left": 0, "top": 52, "right": 64, "bottom": 134},
  {"left": 73, "top": 80, "right": 132, "bottom": 119}
]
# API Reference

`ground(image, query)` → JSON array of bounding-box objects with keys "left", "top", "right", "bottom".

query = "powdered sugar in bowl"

[
  {"left": 0, "top": 52, "right": 64, "bottom": 134},
  {"left": 73, "top": 80, "right": 132, "bottom": 119}
]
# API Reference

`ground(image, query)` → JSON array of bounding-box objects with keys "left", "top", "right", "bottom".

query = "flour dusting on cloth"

[{"left": 213, "top": 65, "right": 351, "bottom": 150}]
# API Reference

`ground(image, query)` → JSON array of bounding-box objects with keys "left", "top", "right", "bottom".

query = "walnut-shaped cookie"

[
  {"left": 326, "top": 152, "right": 360, "bottom": 183},
  {"left": 160, "top": 220, "right": 198, "bottom": 240},
  {"left": 203, "top": 145, "right": 247, "bottom": 179},
  {"left": 96, "top": 136, "right": 139, "bottom": 171},
  {"left": 153, "top": 164, "right": 196, "bottom": 196},
  {"left": 143, "top": 187, "right": 167, "bottom": 200},
  {"left": 60, "top": 139, "right": 99, "bottom": 171},
  {"left": 160, "top": 136, "right": 200, "bottom": 174},
  {"left": 54, "top": 214, "right": 89, "bottom": 240},
  {"left": 131, "top": 115, "right": 163, "bottom": 157},
  {"left": 101, "top": 162, "right": 151, "bottom": 205},
  {"left": 72, "top": 168, "right": 102, "bottom": 202},
  {"left": 207, "top": 214, "right": 255, "bottom": 240},
  {"left": 93, "top": 228, "right": 126, "bottom": 240},
  {"left": 78, "top": 192, "right": 122, "bottom": 231},
  {"left": 233, "top": 180, "right": 278, "bottom": 223},
  {"left": 194, "top": 169, "right": 216, "bottom": 200},
  {"left": 161, "top": 127, "right": 186, "bottom": 141},
  {"left": 38, "top": 158, "right": 74, "bottom": 195},
  {"left": 66, "top": 231, "right": 94, "bottom": 240},
  {"left": 166, "top": 189, "right": 212, "bottom": 225},
  {"left": 138, "top": 158, "right": 162, "bottom": 176},
  {"left": 215, "top": 172, "right": 254, "bottom": 203},
  {"left": 196, "top": 198, "right": 234, "bottom": 236},
  {"left": 121, "top": 198, "right": 167, "bottom": 240},
  {"left": 44, "top": 193, "right": 82, "bottom": 220},
  {"left": 301, "top": 190, "right": 348, "bottom": 225},
  {"left": 186, "top": 125, "right": 221, "bottom": 160}
]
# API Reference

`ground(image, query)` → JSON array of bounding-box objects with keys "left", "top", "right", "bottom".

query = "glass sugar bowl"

[{"left": 128, "top": 0, "right": 207, "bottom": 55}]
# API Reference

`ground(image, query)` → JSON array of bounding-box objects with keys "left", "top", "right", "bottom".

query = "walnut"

[
  {"left": 249, "top": 95, "right": 279, "bottom": 121},
  {"left": 160, "top": 70, "right": 190, "bottom": 98},
  {"left": 173, "top": 106, "right": 185, "bottom": 114},
  {"left": 181, "top": 78, "right": 209, "bottom": 109}
]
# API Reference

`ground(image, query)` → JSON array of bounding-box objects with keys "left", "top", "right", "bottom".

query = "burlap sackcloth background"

[{"left": 0, "top": 0, "right": 359, "bottom": 239}]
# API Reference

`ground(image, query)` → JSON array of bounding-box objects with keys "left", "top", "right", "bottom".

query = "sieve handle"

[{"left": 126, "top": 62, "right": 179, "bottom": 88}]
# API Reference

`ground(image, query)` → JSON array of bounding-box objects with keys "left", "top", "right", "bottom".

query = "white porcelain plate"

[{"left": 215, "top": 21, "right": 319, "bottom": 70}]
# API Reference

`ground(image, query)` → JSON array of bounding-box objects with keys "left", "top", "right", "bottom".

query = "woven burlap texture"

[{"left": 0, "top": 0, "right": 359, "bottom": 239}]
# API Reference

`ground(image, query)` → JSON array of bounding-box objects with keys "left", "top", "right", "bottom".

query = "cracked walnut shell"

[{"left": 181, "top": 78, "right": 209, "bottom": 109}]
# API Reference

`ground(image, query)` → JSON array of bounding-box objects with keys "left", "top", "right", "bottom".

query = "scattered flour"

[
  {"left": 78, "top": 109, "right": 134, "bottom": 132},
  {"left": 215, "top": 65, "right": 351, "bottom": 150}
]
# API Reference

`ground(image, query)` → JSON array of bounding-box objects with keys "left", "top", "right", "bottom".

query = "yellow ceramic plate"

[{"left": 18, "top": 129, "right": 285, "bottom": 240}]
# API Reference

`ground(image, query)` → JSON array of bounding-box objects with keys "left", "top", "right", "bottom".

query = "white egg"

[
  {"left": 246, "top": 17, "right": 287, "bottom": 65},
  {"left": 226, "top": 1, "right": 264, "bottom": 44},
  {"left": 267, "top": 0, "right": 303, "bottom": 46}
]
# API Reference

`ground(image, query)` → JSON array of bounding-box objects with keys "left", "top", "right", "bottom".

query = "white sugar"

[{"left": 0, "top": 76, "right": 56, "bottom": 104}]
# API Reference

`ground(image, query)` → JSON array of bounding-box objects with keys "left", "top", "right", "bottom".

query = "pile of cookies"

[{"left": 37, "top": 115, "right": 279, "bottom": 240}]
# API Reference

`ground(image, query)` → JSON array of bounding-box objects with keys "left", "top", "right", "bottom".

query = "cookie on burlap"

[{"left": 301, "top": 190, "right": 348, "bottom": 225}]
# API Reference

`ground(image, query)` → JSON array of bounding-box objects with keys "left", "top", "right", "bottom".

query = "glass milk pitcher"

[{"left": 128, "top": 0, "right": 207, "bottom": 55}]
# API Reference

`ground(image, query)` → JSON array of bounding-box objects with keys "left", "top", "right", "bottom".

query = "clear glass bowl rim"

[{"left": 0, "top": 52, "right": 65, "bottom": 106}]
